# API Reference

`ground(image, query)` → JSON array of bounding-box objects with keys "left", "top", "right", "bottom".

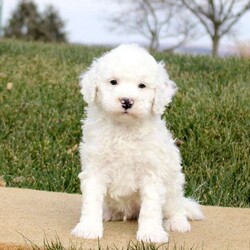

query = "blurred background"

[{"left": 1, "top": 0, "right": 250, "bottom": 56}]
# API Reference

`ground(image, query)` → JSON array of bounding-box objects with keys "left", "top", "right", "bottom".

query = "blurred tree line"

[
  {"left": 4, "top": 0, "right": 67, "bottom": 42},
  {"left": 3, "top": 0, "right": 250, "bottom": 56},
  {"left": 108, "top": 0, "right": 250, "bottom": 56}
]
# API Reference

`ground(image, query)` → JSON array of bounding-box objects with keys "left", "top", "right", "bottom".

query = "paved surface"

[{"left": 0, "top": 187, "right": 249, "bottom": 249}]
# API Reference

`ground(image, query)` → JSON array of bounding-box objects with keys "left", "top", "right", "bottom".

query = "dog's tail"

[{"left": 184, "top": 197, "right": 205, "bottom": 220}]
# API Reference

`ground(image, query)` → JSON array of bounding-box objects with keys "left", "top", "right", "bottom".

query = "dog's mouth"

[
  {"left": 122, "top": 110, "right": 133, "bottom": 115},
  {"left": 121, "top": 110, "right": 137, "bottom": 118}
]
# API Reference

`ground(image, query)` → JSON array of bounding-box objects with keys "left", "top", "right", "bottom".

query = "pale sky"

[{"left": 2, "top": 0, "right": 250, "bottom": 52}]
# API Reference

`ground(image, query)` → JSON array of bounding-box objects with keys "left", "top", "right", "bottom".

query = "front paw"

[
  {"left": 164, "top": 216, "right": 191, "bottom": 233},
  {"left": 137, "top": 228, "right": 169, "bottom": 243},
  {"left": 71, "top": 221, "right": 103, "bottom": 239}
]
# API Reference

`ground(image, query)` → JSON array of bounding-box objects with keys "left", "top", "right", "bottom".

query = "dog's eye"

[
  {"left": 110, "top": 79, "right": 118, "bottom": 85},
  {"left": 138, "top": 83, "right": 146, "bottom": 89}
]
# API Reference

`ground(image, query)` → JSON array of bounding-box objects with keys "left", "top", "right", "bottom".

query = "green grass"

[
  {"left": 0, "top": 39, "right": 249, "bottom": 207},
  {"left": 21, "top": 234, "right": 201, "bottom": 250}
]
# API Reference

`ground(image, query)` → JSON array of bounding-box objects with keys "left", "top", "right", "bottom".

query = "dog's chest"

[
  {"left": 83, "top": 120, "right": 162, "bottom": 198},
  {"left": 102, "top": 130, "right": 148, "bottom": 198},
  {"left": 108, "top": 165, "right": 138, "bottom": 199},
  {"left": 96, "top": 125, "right": 147, "bottom": 160}
]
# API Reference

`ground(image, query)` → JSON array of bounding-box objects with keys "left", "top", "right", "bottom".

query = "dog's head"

[{"left": 80, "top": 44, "right": 177, "bottom": 121}]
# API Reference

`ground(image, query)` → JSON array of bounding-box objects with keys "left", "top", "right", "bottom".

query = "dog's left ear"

[{"left": 153, "top": 61, "right": 178, "bottom": 115}]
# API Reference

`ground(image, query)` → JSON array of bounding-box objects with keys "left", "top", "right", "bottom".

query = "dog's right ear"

[{"left": 80, "top": 61, "right": 98, "bottom": 105}]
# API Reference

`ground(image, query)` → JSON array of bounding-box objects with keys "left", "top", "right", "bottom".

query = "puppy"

[{"left": 71, "top": 44, "right": 204, "bottom": 243}]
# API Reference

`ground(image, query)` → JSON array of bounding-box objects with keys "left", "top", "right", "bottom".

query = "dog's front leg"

[
  {"left": 71, "top": 172, "right": 106, "bottom": 239},
  {"left": 137, "top": 177, "right": 169, "bottom": 243}
]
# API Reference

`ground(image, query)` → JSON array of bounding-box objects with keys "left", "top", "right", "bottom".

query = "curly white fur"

[{"left": 71, "top": 44, "right": 204, "bottom": 243}]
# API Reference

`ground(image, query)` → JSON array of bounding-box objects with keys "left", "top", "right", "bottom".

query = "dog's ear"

[
  {"left": 80, "top": 61, "right": 98, "bottom": 105},
  {"left": 153, "top": 61, "right": 178, "bottom": 114}
]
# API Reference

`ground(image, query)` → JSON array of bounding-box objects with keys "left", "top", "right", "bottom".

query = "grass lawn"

[{"left": 0, "top": 39, "right": 249, "bottom": 207}]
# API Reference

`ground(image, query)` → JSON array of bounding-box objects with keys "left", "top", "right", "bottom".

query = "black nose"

[{"left": 120, "top": 98, "right": 134, "bottom": 110}]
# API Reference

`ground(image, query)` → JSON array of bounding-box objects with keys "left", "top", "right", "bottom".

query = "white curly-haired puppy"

[{"left": 71, "top": 44, "right": 204, "bottom": 243}]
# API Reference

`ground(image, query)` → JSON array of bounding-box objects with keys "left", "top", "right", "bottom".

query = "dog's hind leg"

[
  {"left": 162, "top": 172, "right": 192, "bottom": 233},
  {"left": 163, "top": 197, "right": 204, "bottom": 232},
  {"left": 103, "top": 206, "right": 123, "bottom": 221},
  {"left": 102, "top": 197, "right": 124, "bottom": 221},
  {"left": 124, "top": 200, "right": 140, "bottom": 221},
  {"left": 162, "top": 180, "right": 204, "bottom": 232},
  {"left": 163, "top": 200, "right": 191, "bottom": 233}
]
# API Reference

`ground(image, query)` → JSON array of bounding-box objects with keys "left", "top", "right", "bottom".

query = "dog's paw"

[
  {"left": 102, "top": 208, "right": 112, "bottom": 221},
  {"left": 136, "top": 228, "right": 169, "bottom": 243},
  {"left": 164, "top": 216, "right": 191, "bottom": 233},
  {"left": 103, "top": 209, "right": 123, "bottom": 221},
  {"left": 71, "top": 221, "right": 103, "bottom": 239}
]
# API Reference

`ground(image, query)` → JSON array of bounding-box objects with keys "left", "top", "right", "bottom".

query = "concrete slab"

[{"left": 0, "top": 187, "right": 249, "bottom": 249}]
